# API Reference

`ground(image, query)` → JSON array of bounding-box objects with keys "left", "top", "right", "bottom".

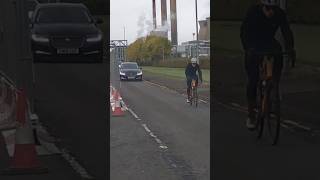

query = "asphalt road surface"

[
  {"left": 33, "top": 61, "right": 108, "bottom": 179},
  {"left": 213, "top": 100, "right": 320, "bottom": 180},
  {"left": 110, "top": 56, "right": 210, "bottom": 180}
]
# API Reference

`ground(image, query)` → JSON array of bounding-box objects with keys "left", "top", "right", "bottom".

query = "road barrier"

[
  {"left": 0, "top": 71, "right": 48, "bottom": 175},
  {"left": 2, "top": 89, "right": 48, "bottom": 175},
  {"left": 110, "top": 85, "right": 126, "bottom": 116},
  {"left": 0, "top": 76, "right": 18, "bottom": 131},
  {"left": 112, "top": 91, "right": 124, "bottom": 116}
]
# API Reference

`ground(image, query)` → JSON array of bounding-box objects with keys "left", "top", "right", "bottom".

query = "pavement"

[
  {"left": 0, "top": 58, "right": 108, "bottom": 179},
  {"left": 213, "top": 51, "right": 320, "bottom": 179},
  {"left": 110, "top": 55, "right": 210, "bottom": 180}
]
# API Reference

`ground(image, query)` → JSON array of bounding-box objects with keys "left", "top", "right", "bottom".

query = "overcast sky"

[{"left": 110, "top": 0, "right": 210, "bottom": 45}]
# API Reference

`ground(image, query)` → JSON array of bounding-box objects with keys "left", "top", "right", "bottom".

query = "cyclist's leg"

[
  {"left": 272, "top": 47, "right": 284, "bottom": 112},
  {"left": 186, "top": 77, "right": 192, "bottom": 100},
  {"left": 195, "top": 76, "right": 199, "bottom": 87},
  {"left": 245, "top": 52, "right": 259, "bottom": 119}
]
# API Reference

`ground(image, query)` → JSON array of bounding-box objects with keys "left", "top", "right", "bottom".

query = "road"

[
  {"left": 213, "top": 53, "right": 320, "bottom": 179},
  {"left": 213, "top": 100, "right": 320, "bottom": 180},
  {"left": 110, "top": 55, "right": 210, "bottom": 180},
  {"left": 33, "top": 61, "right": 108, "bottom": 179}
]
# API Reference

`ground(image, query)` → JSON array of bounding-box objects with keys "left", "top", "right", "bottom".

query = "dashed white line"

[
  {"left": 142, "top": 123, "right": 151, "bottom": 133},
  {"left": 226, "top": 100, "right": 313, "bottom": 132},
  {"left": 61, "top": 149, "right": 94, "bottom": 179},
  {"left": 128, "top": 108, "right": 138, "bottom": 119},
  {"left": 128, "top": 108, "right": 168, "bottom": 150}
]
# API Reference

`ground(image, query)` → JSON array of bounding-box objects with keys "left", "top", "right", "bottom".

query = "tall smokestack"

[
  {"left": 152, "top": 0, "right": 157, "bottom": 29},
  {"left": 170, "top": 0, "right": 177, "bottom": 46},
  {"left": 161, "top": 0, "right": 167, "bottom": 26}
]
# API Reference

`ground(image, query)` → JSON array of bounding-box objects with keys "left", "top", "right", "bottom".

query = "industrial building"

[{"left": 177, "top": 17, "right": 210, "bottom": 58}]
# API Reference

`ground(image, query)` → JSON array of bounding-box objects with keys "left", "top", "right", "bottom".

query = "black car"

[
  {"left": 30, "top": 3, "right": 103, "bottom": 63},
  {"left": 119, "top": 62, "right": 143, "bottom": 81}
]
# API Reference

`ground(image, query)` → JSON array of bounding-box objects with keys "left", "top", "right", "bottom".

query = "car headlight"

[
  {"left": 120, "top": 72, "right": 125, "bottom": 76},
  {"left": 86, "top": 34, "right": 102, "bottom": 42},
  {"left": 137, "top": 71, "right": 142, "bottom": 75},
  {"left": 31, "top": 34, "right": 49, "bottom": 43}
]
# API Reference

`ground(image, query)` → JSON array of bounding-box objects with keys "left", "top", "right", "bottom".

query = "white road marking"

[
  {"left": 128, "top": 108, "right": 138, "bottom": 119},
  {"left": 127, "top": 107, "right": 168, "bottom": 150},
  {"left": 61, "top": 149, "right": 94, "bottom": 179},
  {"left": 218, "top": 100, "right": 313, "bottom": 132},
  {"left": 142, "top": 123, "right": 151, "bottom": 133},
  {"left": 283, "top": 120, "right": 299, "bottom": 126}
]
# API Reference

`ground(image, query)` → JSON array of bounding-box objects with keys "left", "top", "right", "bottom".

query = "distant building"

[
  {"left": 180, "top": 40, "right": 210, "bottom": 58},
  {"left": 176, "top": 45, "right": 187, "bottom": 57},
  {"left": 198, "top": 17, "right": 210, "bottom": 41},
  {"left": 176, "top": 17, "right": 210, "bottom": 58}
]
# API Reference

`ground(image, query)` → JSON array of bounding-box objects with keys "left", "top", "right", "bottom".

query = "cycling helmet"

[
  {"left": 191, "top": 57, "right": 197, "bottom": 64},
  {"left": 261, "top": 0, "right": 277, "bottom": 6}
]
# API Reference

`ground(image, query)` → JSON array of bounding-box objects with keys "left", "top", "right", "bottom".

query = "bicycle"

[
  {"left": 189, "top": 79, "right": 198, "bottom": 107},
  {"left": 249, "top": 50, "right": 295, "bottom": 145}
]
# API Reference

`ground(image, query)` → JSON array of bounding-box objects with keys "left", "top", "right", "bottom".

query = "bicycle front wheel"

[
  {"left": 193, "top": 87, "right": 198, "bottom": 107},
  {"left": 266, "top": 98, "right": 280, "bottom": 145},
  {"left": 256, "top": 85, "right": 265, "bottom": 139}
]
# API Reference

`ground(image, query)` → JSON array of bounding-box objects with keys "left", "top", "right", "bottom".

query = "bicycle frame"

[
  {"left": 190, "top": 79, "right": 198, "bottom": 107},
  {"left": 255, "top": 52, "right": 281, "bottom": 145}
]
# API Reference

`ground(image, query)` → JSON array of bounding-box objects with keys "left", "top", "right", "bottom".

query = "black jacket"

[
  {"left": 185, "top": 63, "right": 203, "bottom": 82},
  {"left": 240, "top": 5, "right": 294, "bottom": 51}
]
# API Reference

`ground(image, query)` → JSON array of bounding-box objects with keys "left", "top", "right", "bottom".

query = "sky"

[{"left": 110, "top": 0, "right": 210, "bottom": 45}]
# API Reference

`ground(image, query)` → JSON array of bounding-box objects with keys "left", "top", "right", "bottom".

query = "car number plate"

[
  {"left": 57, "top": 48, "right": 79, "bottom": 54},
  {"left": 128, "top": 76, "right": 135, "bottom": 79}
]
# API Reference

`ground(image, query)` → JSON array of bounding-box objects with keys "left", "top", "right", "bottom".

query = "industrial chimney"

[
  {"left": 161, "top": 0, "right": 167, "bottom": 26},
  {"left": 152, "top": 0, "right": 157, "bottom": 29},
  {"left": 170, "top": 0, "right": 177, "bottom": 46}
]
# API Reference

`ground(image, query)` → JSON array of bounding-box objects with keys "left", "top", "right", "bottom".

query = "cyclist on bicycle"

[
  {"left": 185, "top": 57, "right": 203, "bottom": 103},
  {"left": 240, "top": 0, "right": 295, "bottom": 130}
]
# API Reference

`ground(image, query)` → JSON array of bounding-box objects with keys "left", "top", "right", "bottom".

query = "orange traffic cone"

[
  {"left": 112, "top": 91, "right": 124, "bottom": 116},
  {"left": 2, "top": 89, "right": 48, "bottom": 175}
]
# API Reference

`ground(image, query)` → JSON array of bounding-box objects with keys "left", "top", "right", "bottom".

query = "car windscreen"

[
  {"left": 36, "top": 7, "right": 92, "bottom": 24},
  {"left": 121, "top": 63, "right": 138, "bottom": 69}
]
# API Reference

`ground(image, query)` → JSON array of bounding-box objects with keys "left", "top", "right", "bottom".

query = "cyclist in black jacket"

[
  {"left": 185, "top": 57, "right": 202, "bottom": 103},
  {"left": 240, "top": 0, "right": 295, "bottom": 129}
]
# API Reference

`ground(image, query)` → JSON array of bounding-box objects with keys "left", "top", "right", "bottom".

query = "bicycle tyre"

[
  {"left": 194, "top": 87, "right": 198, "bottom": 107},
  {"left": 266, "top": 88, "right": 280, "bottom": 145},
  {"left": 190, "top": 88, "right": 193, "bottom": 106}
]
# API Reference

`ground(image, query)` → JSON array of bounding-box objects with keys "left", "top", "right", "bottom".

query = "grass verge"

[{"left": 142, "top": 66, "right": 210, "bottom": 83}]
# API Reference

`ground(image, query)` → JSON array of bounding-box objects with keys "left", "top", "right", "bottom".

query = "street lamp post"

[{"left": 195, "top": 0, "right": 199, "bottom": 62}]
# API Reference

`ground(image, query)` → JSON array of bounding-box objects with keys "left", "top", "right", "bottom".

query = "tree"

[
  {"left": 127, "top": 38, "right": 145, "bottom": 63},
  {"left": 128, "top": 35, "right": 171, "bottom": 64}
]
